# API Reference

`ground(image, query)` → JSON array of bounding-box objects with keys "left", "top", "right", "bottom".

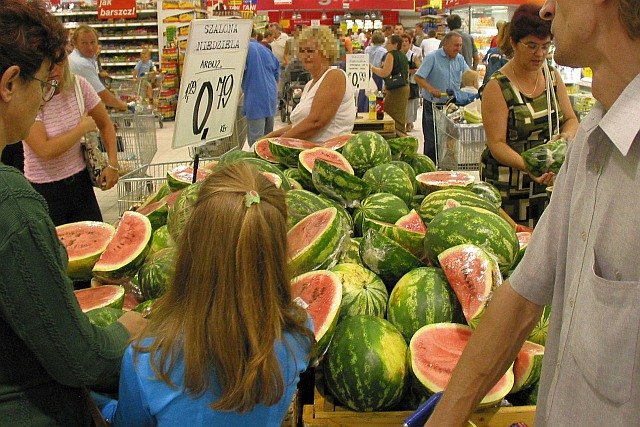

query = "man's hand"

[{"left": 430, "top": 88, "right": 443, "bottom": 97}]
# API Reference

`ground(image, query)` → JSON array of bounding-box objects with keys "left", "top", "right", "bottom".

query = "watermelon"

[
  {"left": 410, "top": 323, "right": 514, "bottom": 407},
  {"left": 137, "top": 183, "right": 171, "bottom": 210},
  {"left": 341, "top": 131, "right": 392, "bottom": 177},
  {"left": 415, "top": 171, "right": 475, "bottom": 195},
  {"left": 508, "top": 380, "right": 540, "bottom": 406},
  {"left": 324, "top": 315, "right": 408, "bottom": 411},
  {"left": 387, "top": 136, "right": 419, "bottom": 159},
  {"left": 149, "top": 224, "right": 174, "bottom": 255},
  {"left": 133, "top": 299, "right": 155, "bottom": 317},
  {"left": 240, "top": 158, "right": 292, "bottom": 191},
  {"left": 330, "top": 263, "right": 388, "bottom": 321},
  {"left": 253, "top": 138, "right": 278, "bottom": 163},
  {"left": 512, "top": 341, "right": 544, "bottom": 393},
  {"left": 418, "top": 187, "right": 499, "bottom": 224},
  {"left": 268, "top": 137, "right": 317, "bottom": 167},
  {"left": 93, "top": 211, "right": 153, "bottom": 279},
  {"left": 363, "top": 217, "right": 425, "bottom": 259},
  {"left": 362, "top": 163, "right": 415, "bottom": 206},
  {"left": 291, "top": 270, "right": 342, "bottom": 359},
  {"left": 360, "top": 229, "right": 425, "bottom": 290},
  {"left": 287, "top": 207, "right": 346, "bottom": 277},
  {"left": 298, "top": 146, "right": 354, "bottom": 189},
  {"left": 396, "top": 209, "right": 427, "bottom": 234},
  {"left": 390, "top": 160, "right": 418, "bottom": 192},
  {"left": 528, "top": 305, "right": 551, "bottom": 346},
  {"left": 352, "top": 193, "right": 409, "bottom": 237},
  {"left": 521, "top": 138, "right": 567, "bottom": 176},
  {"left": 405, "top": 153, "right": 437, "bottom": 175},
  {"left": 260, "top": 171, "right": 283, "bottom": 189},
  {"left": 86, "top": 307, "right": 124, "bottom": 327},
  {"left": 339, "top": 237, "right": 363, "bottom": 265},
  {"left": 387, "top": 267, "right": 459, "bottom": 342},
  {"left": 312, "top": 160, "right": 372, "bottom": 208},
  {"left": 321, "top": 134, "right": 353, "bottom": 150},
  {"left": 438, "top": 244, "right": 502, "bottom": 328},
  {"left": 469, "top": 181, "right": 502, "bottom": 210},
  {"left": 512, "top": 231, "right": 532, "bottom": 268},
  {"left": 135, "top": 199, "right": 168, "bottom": 230},
  {"left": 166, "top": 165, "right": 210, "bottom": 191},
  {"left": 424, "top": 206, "right": 519, "bottom": 274},
  {"left": 56, "top": 221, "right": 116, "bottom": 281},
  {"left": 218, "top": 148, "right": 255, "bottom": 165},
  {"left": 138, "top": 248, "right": 176, "bottom": 301},
  {"left": 286, "top": 189, "right": 332, "bottom": 228},
  {"left": 319, "top": 196, "right": 354, "bottom": 235},
  {"left": 75, "top": 285, "right": 125, "bottom": 312},
  {"left": 166, "top": 182, "right": 201, "bottom": 241}
]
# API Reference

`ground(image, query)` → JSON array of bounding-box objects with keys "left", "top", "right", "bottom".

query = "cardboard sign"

[
  {"left": 172, "top": 19, "right": 252, "bottom": 149},
  {"left": 346, "top": 53, "right": 369, "bottom": 91},
  {"left": 97, "top": 0, "right": 137, "bottom": 20}
]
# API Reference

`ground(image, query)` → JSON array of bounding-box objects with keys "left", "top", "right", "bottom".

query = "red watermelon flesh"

[
  {"left": 287, "top": 208, "right": 334, "bottom": 259},
  {"left": 254, "top": 138, "right": 278, "bottom": 163},
  {"left": 517, "top": 232, "right": 532, "bottom": 249},
  {"left": 261, "top": 171, "right": 282, "bottom": 188},
  {"left": 416, "top": 171, "right": 475, "bottom": 193},
  {"left": 57, "top": 221, "right": 115, "bottom": 261},
  {"left": 395, "top": 209, "right": 427, "bottom": 234},
  {"left": 168, "top": 166, "right": 209, "bottom": 186},
  {"left": 410, "top": 323, "right": 514, "bottom": 406},
  {"left": 135, "top": 200, "right": 164, "bottom": 216},
  {"left": 271, "top": 137, "right": 317, "bottom": 150},
  {"left": 162, "top": 189, "right": 183, "bottom": 207},
  {"left": 75, "top": 285, "right": 125, "bottom": 313},
  {"left": 513, "top": 341, "right": 544, "bottom": 392},
  {"left": 321, "top": 134, "right": 353, "bottom": 150},
  {"left": 299, "top": 147, "right": 354, "bottom": 175}
]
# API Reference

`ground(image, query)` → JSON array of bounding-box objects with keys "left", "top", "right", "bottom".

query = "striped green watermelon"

[
  {"left": 299, "top": 147, "right": 353, "bottom": 190},
  {"left": 138, "top": 183, "right": 171, "bottom": 210},
  {"left": 418, "top": 187, "right": 498, "bottom": 224},
  {"left": 75, "top": 285, "right": 125, "bottom": 313},
  {"left": 360, "top": 229, "right": 425, "bottom": 290},
  {"left": 438, "top": 244, "right": 502, "bottom": 328},
  {"left": 321, "top": 134, "right": 353, "bottom": 150},
  {"left": 253, "top": 138, "right": 278, "bottom": 163},
  {"left": 318, "top": 196, "right": 354, "bottom": 235},
  {"left": 136, "top": 199, "right": 168, "bottom": 230},
  {"left": 341, "top": 131, "right": 392, "bottom": 177},
  {"left": 390, "top": 161, "right": 418, "bottom": 192},
  {"left": 410, "top": 323, "right": 514, "bottom": 408},
  {"left": 528, "top": 305, "right": 551, "bottom": 345},
  {"left": 415, "top": 171, "right": 475, "bottom": 195},
  {"left": 405, "top": 153, "right": 437, "bottom": 175},
  {"left": 138, "top": 248, "right": 176, "bottom": 301},
  {"left": 312, "top": 160, "right": 372, "bottom": 208},
  {"left": 352, "top": 193, "right": 409, "bottom": 237},
  {"left": 362, "top": 217, "right": 425, "bottom": 259},
  {"left": 86, "top": 307, "right": 124, "bottom": 327},
  {"left": 469, "top": 181, "right": 502, "bottom": 209},
  {"left": 291, "top": 270, "right": 342, "bottom": 359},
  {"left": 324, "top": 315, "right": 408, "bottom": 411},
  {"left": 330, "top": 263, "right": 388, "bottom": 321},
  {"left": 424, "top": 206, "right": 519, "bottom": 274},
  {"left": 166, "top": 165, "right": 210, "bottom": 191},
  {"left": 339, "top": 237, "right": 363, "bottom": 265},
  {"left": 512, "top": 341, "right": 544, "bottom": 393},
  {"left": 218, "top": 149, "right": 255, "bottom": 165},
  {"left": 240, "top": 158, "right": 292, "bottom": 191},
  {"left": 387, "top": 136, "right": 419, "bottom": 159},
  {"left": 286, "top": 189, "right": 332, "bottom": 228},
  {"left": 362, "top": 163, "right": 415, "bottom": 206},
  {"left": 133, "top": 299, "right": 155, "bottom": 317},
  {"left": 287, "top": 207, "right": 346, "bottom": 277},
  {"left": 268, "top": 137, "right": 317, "bottom": 167},
  {"left": 166, "top": 182, "right": 202, "bottom": 242},
  {"left": 387, "top": 267, "right": 459, "bottom": 343},
  {"left": 56, "top": 221, "right": 116, "bottom": 281},
  {"left": 148, "top": 224, "right": 174, "bottom": 255}
]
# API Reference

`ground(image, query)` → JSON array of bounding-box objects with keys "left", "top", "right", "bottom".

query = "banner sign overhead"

[{"left": 97, "top": 0, "right": 137, "bottom": 20}]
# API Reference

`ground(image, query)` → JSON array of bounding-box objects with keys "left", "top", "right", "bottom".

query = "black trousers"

[
  {"left": 421, "top": 101, "right": 437, "bottom": 163},
  {"left": 30, "top": 168, "right": 103, "bottom": 226}
]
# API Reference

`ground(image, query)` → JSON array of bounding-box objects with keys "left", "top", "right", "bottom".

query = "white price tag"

[
  {"left": 172, "top": 19, "right": 253, "bottom": 149},
  {"left": 346, "top": 53, "right": 369, "bottom": 91}
]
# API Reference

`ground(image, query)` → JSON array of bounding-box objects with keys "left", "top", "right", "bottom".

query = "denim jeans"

[{"left": 247, "top": 116, "right": 275, "bottom": 146}]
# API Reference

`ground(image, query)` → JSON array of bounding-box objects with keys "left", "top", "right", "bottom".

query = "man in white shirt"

[
  {"left": 269, "top": 23, "right": 289, "bottom": 66},
  {"left": 420, "top": 30, "right": 441, "bottom": 58}
]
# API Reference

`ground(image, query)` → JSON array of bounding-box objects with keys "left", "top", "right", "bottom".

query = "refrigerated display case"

[{"left": 446, "top": 4, "right": 515, "bottom": 54}]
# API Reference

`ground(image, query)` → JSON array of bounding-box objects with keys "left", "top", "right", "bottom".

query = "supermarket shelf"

[
  {"left": 100, "top": 35, "right": 158, "bottom": 40},
  {"left": 92, "top": 22, "right": 157, "bottom": 28},
  {"left": 101, "top": 62, "right": 138, "bottom": 66},
  {"left": 52, "top": 9, "right": 157, "bottom": 16},
  {"left": 101, "top": 48, "right": 159, "bottom": 54}
]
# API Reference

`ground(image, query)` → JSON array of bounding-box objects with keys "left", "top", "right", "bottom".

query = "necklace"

[{"left": 512, "top": 65, "right": 540, "bottom": 97}]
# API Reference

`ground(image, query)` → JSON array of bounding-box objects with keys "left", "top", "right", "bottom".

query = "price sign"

[
  {"left": 346, "top": 53, "right": 369, "bottom": 91},
  {"left": 172, "top": 18, "right": 253, "bottom": 149}
]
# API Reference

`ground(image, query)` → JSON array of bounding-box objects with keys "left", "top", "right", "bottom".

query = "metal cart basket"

[
  {"left": 106, "top": 113, "right": 158, "bottom": 176},
  {"left": 433, "top": 104, "right": 486, "bottom": 171}
]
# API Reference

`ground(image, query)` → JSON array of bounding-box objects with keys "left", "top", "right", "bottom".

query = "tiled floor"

[{"left": 97, "top": 104, "right": 427, "bottom": 224}]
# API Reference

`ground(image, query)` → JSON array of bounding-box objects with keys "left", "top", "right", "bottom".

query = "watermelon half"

[
  {"left": 75, "top": 285, "right": 125, "bottom": 313},
  {"left": 56, "top": 221, "right": 116, "bottom": 281},
  {"left": 253, "top": 138, "right": 278, "bottom": 163},
  {"left": 93, "top": 211, "right": 153, "bottom": 279},
  {"left": 512, "top": 341, "right": 545, "bottom": 393},
  {"left": 415, "top": 171, "right": 475, "bottom": 194},
  {"left": 321, "top": 134, "right": 353, "bottom": 150},
  {"left": 268, "top": 137, "right": 317, "bottom": 168},
  {"left": 291, "top": 270, "right": 343, "bottom": 359},
  {"left": 410, "top": 322, "right": 514, "bottom": 407},
  {"left": 166, "top": 165, "right": 210, "bottom": 191},
  {"left": 298, "top": 146, "right": 354, "bottom": 189},
  {"left": 86, "top": 307, "right": 125, "bottom": 327}
]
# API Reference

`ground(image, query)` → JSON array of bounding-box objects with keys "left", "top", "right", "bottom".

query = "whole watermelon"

[
  {"left": 362, "top": 163, "right": 415, "bottom": 206},
  {"left": 138, "top": 248, "right": 177, "bottom": 301},
  {"left": 341, "top": 131, "right": 392, "bottom": 177},
  {"left": 86, "top": 307, "right": 125, "bottom": 327},
  {"left": 418, "top": 187, "right": 498, "bottom": 224},
  {"left": 323, "top": 315, "right": 408, "bottom": 411},
  {"left": 330, "top": 263, "right": 388, "bottom": 321},
  {"left": 166, "top": 182, "right": 202, "bottom": 241},
  {"left": 149, "top": 224, "right": 174, "bottom": 255},
  {"left": 352, "top": 193, "right": 409, "bottom": 237}
]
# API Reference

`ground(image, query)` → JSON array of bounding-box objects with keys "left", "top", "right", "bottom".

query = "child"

[
  {"left": 101, "top": 163, "right": 314, "bottom": 426},
  {"left": 460, "top": 69, "right": 480, "bottom": 94},
  {"left": 132, "top": 47, "right": 157, "bottom": 80}
]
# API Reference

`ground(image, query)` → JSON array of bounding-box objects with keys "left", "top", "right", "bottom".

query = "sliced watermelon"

[
  {"left": 415, "top": 171, "right": 475, "bottom": 194},
  {"left": 254, "top": 138, "right": 278, "bottom": 163},
  {"left": 321, "top": 134, "right": 353, "bottom": 150},
  {"left": 166, "top": 165, "right": 210, "bottom": 191},
  {"left": 512, "top": 231, "right": 532, "bottom": 268},
  {"left": 291, "top": 270, "right": 343, "bottom": 359},
  {"left": 86, "top": 307, "right": 125, "bottom": 327},
  {"left": 410, "top": 322, "right": 514, "bottom": 407},
  {"left": 260, "top": 171, "right": 282, "bottom": 189},
  {"left": 93, "top": 211, "right": 153, "bottom": 279},
  {"left": 363, "top": 217, "right": 425, "bottom": 259},
  {"left": 395, "top": 209, "right": 427, "bottom": 234},
  {"left": 75, "top": 285, "right": 125, "bottom": 313},
  {"left": 299, "top": 146, "right": 354, "bottom": 186},
  {"left": 56, "top": 221, "right": 116, "bottom": 281},
  {"left": 135, "top": 200, "right": 168, "bottom": 230},
  {"left": 512, "top": 341, "right": 545, "bottom": 393},
  {"left": 268, "top": 137, "right": 317, "bottom": 168}
]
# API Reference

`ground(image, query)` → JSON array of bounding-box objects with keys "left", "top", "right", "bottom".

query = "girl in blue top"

[{"left": 104, "top": 162, "right": 315, "bottom": 426}]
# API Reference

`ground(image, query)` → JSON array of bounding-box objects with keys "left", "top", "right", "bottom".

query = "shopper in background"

[
  {"left": 420, "top": 29, "right": 441, "bottom": 58},
  {"left": 104, "top": 162, "right": 314, "bottom": 425},
  {"left": 69, "top": 25, "right": 128, "bottom": 111},
  {"left": 415, "top": 31, "right": 469, "bottom": 162},
  {"left": 402, "top": 33, "right": 422, "bottom": 132},
  {"left": 24, "top": 58, "right": 119, "bottom": 226},
  {"left": 444, "top": 14, "right": 479, "bottom": 70},
  {"left": 132, "top": 47, "right": 157, "bottom": 80},
  {"left": 269, "top": 23, "right": 289, "bottom": 66},
  {"left": 394, "top": 23, "right": 405, "bottom": 36},
  {"left": 0, "top": 1, "right": 146, "bottom": 424},
  {"left": 371, "top": 35, "right": 409, "bottom": 133},
  {"left": 264, "top": 26, "right": 356, "bottom": 143},
  {"left": 382, "top": 24, "right": 394, "bottom": 42},
  {"left": 426, "top": 0, "right": 640, "bottom": 423},
  {"left": 364, "top": 30, "right": 387, "bottom": 92},
  {"left": 283, "top": 24, "right": 302, "bottom": 67},
  {"left": 242, "top": 29, "right": 280, "bottom": 146},
  {"left": 490, "top": 20, "right": 507, "bottom": 48},
  {"left": 261, "top": 29, "right": 274, "bottom": 51},
  {"left": 479, "top": 3, "right": 577, "bottom": 227},
  {"left": 413, "top": 23, "right": 426, "bottom": 47},
  {"left": 482, "top": 21, "right": 511, "bottom": 85}
]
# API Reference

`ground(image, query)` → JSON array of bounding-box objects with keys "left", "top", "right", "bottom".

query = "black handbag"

[
  {"left": 384, "top": 73, "right": 406, "bottom": 90},
  {"left": 409, "top": 83, "right": 420, "bottom": 100}
]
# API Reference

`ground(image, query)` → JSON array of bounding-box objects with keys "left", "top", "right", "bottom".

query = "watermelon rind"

[
  {"left": 137, "top": 183, "right": 171, "bottom": 210},
  {"left": 324, "top": 315, "right": 408, "bottom": 411},
  {"left": 362, "top": 163, "right": 415, "bottom": 206},
  {"left": 148, "top": 224, "right": 174, "bottom": 255},
  {"left": 166, "top": 165, "right": 210, "bottom": 191},
  {"left": 330, "top": 263, "right": 388, "bottom": 321},
  {"left": 86, "top": 307, "right": 124, "bottom": 328},
  {"left": 511, "top": 341, "right": 545, "bottom": 393},
  {"left": 253, "top": 138, "right": 279, "bottom": 163},
  {"left": 404, "top": 153, "right": 437, "bottom": 175},
  {"left": 352, "top": 193, "right": 409, "bottom": 237},
  {"left": 135, "top": 199, "right": 168, "bottom": 230},
  {"left": 387, "top": 267, "right": 459, "bottom": 343},
  {"left": 92, "top": 211, "right": 153, "bottom": 279},
  {"left": 74, "top": 285, "right": 125, "bottom": 313},
  {"left": 341, "top": 131, "right": 392, "bottom": 177},
  {"left": 312, "top": 160, "right": 372, "bottom": 209},
  {"left": 528, "top": 305, "right": 551, "bottom": 345},
  {"left": 239, "top": 158, "right": 292, "bottom": 191},
  {"left": 363, "top": 217, "right": 425, "bottom": 259},
  {"left": 469, "top": 181, "right": 502, "bottom": 210},
  {"left": 217, "top": 148, "right": 256, "bottom": 166},
  {"left": 133, "top": 299, "right": 156, "bottom": 317},
  {"left": 56, "top": 221, "right": 116, "bottom": 281},
  {"left": 298, "top": 146, "right": 354, "bottom": 188},
  {"left": 338, "top": 237, "right": 363, "bottom": 265},
  {"left": 390, "top": 160, "right": 418, "bottom": 192},
  {"left": 166, "top": 182, "right": 202, "bottom": 242},
  {"left": 418, "top": 187, "right": 499, "bottom": 224},
  {"left": 268, "top": 137, "right": 317, "bottom": 168},
  {"left": 415, "top": 171, "right": 475, "bottom": 195},
  {"left": 286, "top": 189, "right": 331, "bottom": 228}
]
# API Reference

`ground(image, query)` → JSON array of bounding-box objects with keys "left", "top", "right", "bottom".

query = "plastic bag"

[{"left": 522, "top": 138, "right": 568, "bottom": 177}]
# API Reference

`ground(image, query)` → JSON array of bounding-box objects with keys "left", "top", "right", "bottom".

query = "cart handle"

[{"left": 403, "top": 392, "right": 442, "bottom": 427}]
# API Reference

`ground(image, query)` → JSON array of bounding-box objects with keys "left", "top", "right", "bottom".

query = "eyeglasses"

[
  {"left": 31, "top": 76, "right": 59, "bottom": 102},
  {"left": 298, "top": 47, "right": 316, "bottom": 54},
  {"left": 519, "top": 41, "right": 552, "bottom": 54}
]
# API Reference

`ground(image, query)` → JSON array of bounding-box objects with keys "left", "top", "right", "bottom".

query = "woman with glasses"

[
  {"left": 480, "top": 3, "right": 578, "bottom": 227},
  {"left": 24, "top": 57, "right": 119, "bottom": 227}
]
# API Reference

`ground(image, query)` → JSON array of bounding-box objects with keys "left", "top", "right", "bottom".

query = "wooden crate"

[
  {"left": 353, "top": 113, "right": 397, "bottom": 139},
  {"left": 303, "top": 372, "right": 536, "bottom": 427}
]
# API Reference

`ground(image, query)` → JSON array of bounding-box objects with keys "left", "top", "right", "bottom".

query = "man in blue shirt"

[
  {"left": 415, "top": 31, "right": 469, "bottom": 162},
  {"left": 242, "top": 29, "right": 280, "bottom": 146}
]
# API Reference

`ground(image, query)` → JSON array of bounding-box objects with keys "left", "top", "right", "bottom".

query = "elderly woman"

[
  {"left": 401, "top": 33, "right": 422, "bottom": 132},
  {"left": 264, "top": 26, "right": 355, "bottom": 143},
  {"left": 480, "top": 3, "right": 578, "bottom": 227},
  {"left": 371, "top": 34, "right": 410, "bottom": 133},
  {"left": 364, "top": 30, "right": 387, "bottom": 91}
]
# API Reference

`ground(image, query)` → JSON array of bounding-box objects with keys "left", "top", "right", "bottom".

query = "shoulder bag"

[
  {"left": 74, "top": 78, "right": 107, "bottom": 188},
  {"left": 383, "top": 52, "right": 407, "bottom": 90}
]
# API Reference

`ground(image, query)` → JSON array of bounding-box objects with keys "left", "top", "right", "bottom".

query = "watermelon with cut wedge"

[
  {"left": 253, "top": 138, "right": 278, "bottom": 163},
  {"left": 512, "top": 231, "right": 532, "bottom": 268},
  {"left": 56, "top": 221, "right": 116, "bottom": 281},
  {"left": 321, "top": 134, "right": 353, "bottom": 151},
  {"left": 268, "top": 137, "right": 317, "bottom": 167},
  {"left": 75, "top": 285, "right": 125, "bottom": 313},
  {"left": 415, "top": 171, "right": 475, "bottom": 195},
  {"left": 512, "top": 341, "right": 545, "bottom": 393},
  {"left": 298, "top": 147, "right": 353, "bottom": 189},
  {"left": 135, "top": 200, "right": 168, "bottom": 230},
  {"left": 166, "top": 165, "right": 210, "bottom": 191}
]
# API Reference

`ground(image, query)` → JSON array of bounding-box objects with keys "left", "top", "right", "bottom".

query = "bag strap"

[
  {"left": 543, "top": 63, "right": 560, "bottom": 137},
  {"left": 74, "top": 77, "right": 85, "bottom": 115}
]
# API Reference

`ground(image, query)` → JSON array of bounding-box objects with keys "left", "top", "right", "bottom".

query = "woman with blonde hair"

[
  {"left": 264, "top": 25, "right": 356, "bottom": 143},
  {"left": 104, "top": 162, "right": 314, "bottom": 425}
]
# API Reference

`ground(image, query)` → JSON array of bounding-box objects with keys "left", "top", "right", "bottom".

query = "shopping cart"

[
  {"left": 433, "top": 103, "right": 486, "bottom": 171},
  {"left": 111, "top": 75, "right": 164, "bottom": 127},
  {"left": 101, "top": 112, "right": 158, "bottom": 176}
]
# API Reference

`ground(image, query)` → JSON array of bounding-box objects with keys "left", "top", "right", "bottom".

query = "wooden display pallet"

[
  {"left": 302, "top": 372, "right": 536, "bottom": 427},
  {"left": 353, "top": 113, "right": 397, "bottom": 139}
]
